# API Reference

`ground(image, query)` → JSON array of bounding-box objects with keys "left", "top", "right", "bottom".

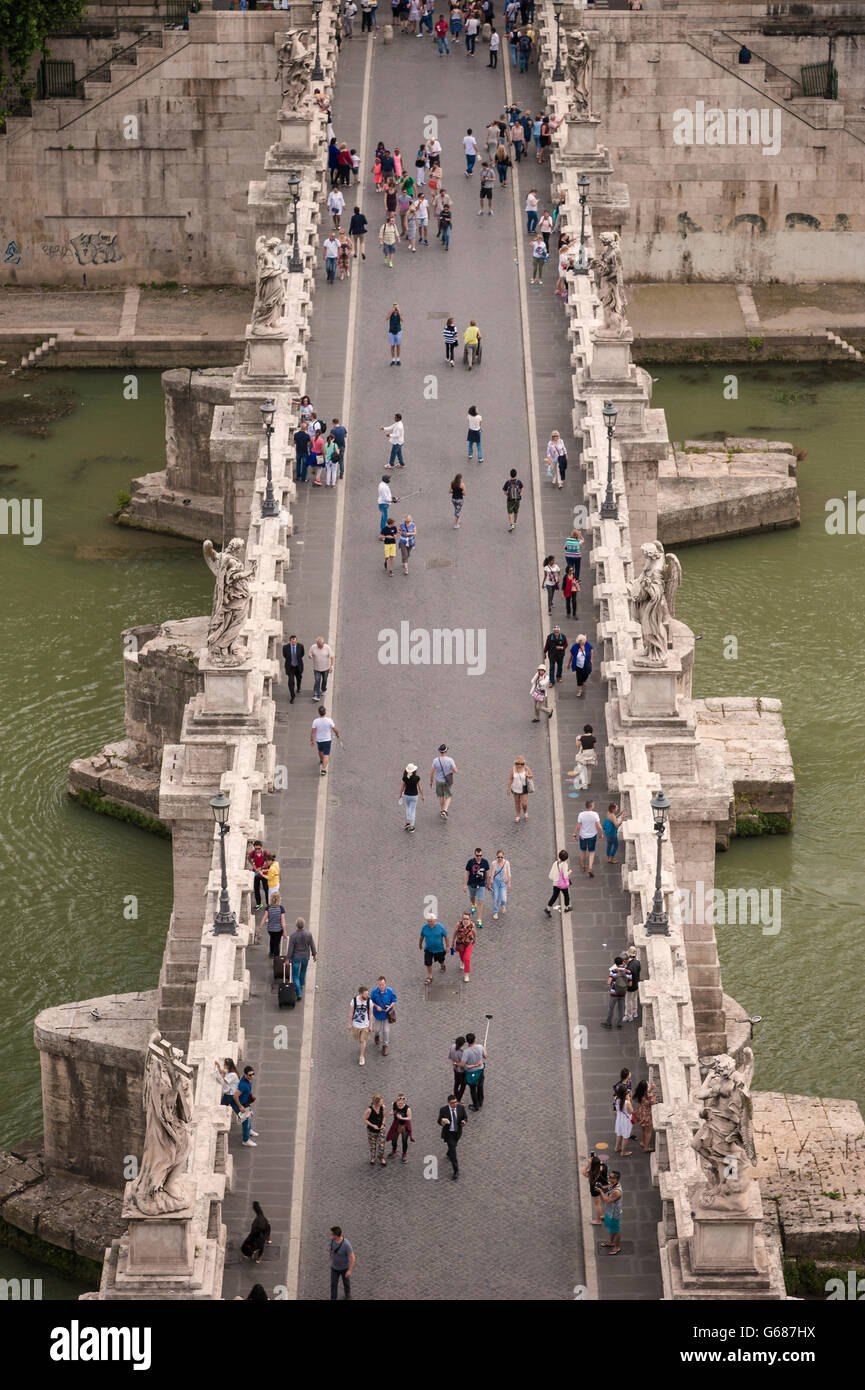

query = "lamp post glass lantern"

[
  {"left": 311, "top": 0, "right": 324, "bottom": 81},
  {"left": 600, "top": 399, "right": 618, "bottom": 520},
  {"left": 645, "top": 789, "right": 671, "bottom": 935},
  {"left": 288, "top": 171, "right": 303, "bottom": 272},
  {"left": 210, "top": 792, "right": 238, "bottom": 935},
  {"left": 575, "top": 173, "right": 589, "bottom": 274},
  {"left": 552, "top": 0, "right": 564, "bottom": 82},
  {"left": 260, "top": 398, "right": 279, "bottom": 518}
]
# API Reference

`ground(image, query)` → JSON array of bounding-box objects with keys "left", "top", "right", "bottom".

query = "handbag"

[
  {"left": 464, "top": 1066, "right": 483, "bottom": 1085},
  {"left": 525, "top": 775, "right": 535, "bottom": 793},
  {"left": 387, "top": 1007, "right": 396, "bottom": 1023}
]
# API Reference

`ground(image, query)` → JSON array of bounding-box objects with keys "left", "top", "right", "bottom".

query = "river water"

[{"left": 652, "top": 363, "right": 865, "bottom": 1112}]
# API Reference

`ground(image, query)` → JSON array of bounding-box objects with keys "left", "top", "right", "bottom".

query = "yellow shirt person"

[{"left": 266, "top": 857, "right": 280, "bottom": 894}]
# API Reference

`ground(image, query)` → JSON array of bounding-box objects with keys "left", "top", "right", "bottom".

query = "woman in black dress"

[
  {"left": 582, "top": 1153, "right": 609, "bottom": 1226},
  {"left": 241, "top": 1201, "right": 271, "bottom": 1264}
]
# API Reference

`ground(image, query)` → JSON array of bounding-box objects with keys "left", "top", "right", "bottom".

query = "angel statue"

[
  {"left": 588, "top": 231, "right": 628, "bottom": 336},
  {"left": 251, "top": 235, "right": 288, "bottom": 334},
  {"left": 691, "top": 1051, "right": 758, "bottom": 1211},
  {"left": 628, "top": 540, "right": 682, "bottom": 664},
  {"left": 276, "top": 30, "right": 313, "bottom": 112},
  {"left": 203, "top": 537, "right": 258, "bottom": 666},
  {"left": 128, "top": 1033, "right": 194, "bottom": 1217},
  {"left": 566, "top": 31, "right": 591, "bottom": 118}
]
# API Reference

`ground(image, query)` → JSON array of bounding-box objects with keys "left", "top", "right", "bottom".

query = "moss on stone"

[
  {"left": 0, "top": 1216, "right": 101, "bottom": 1286},
  {"left": 69, "top": 787, "right": 170, "bottom": 838},
  {"left": 733, "top": 810, "right": 793, "bottom": 838},
  {"left": 783, "top": 1252, "right": 865, "bottom": 1299}
]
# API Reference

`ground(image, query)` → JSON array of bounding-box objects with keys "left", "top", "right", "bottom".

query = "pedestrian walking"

[
  {"left": 286, "top": 915, "right": 317, "bottom": 1000},
  {"left": 603, "top": 803, "right": 624, "bottom": 864},
  {"left": 490, "top": 848, "right": 511, "bottom": 918},
  {"left": 574, "top": 798, "right": 603, "bottom": 875},
  {"left": 309, "top": 635, "right": 335, "bottom": 699},
  {"left": 525, "top": 189, "right": 539, "bottom": 233},
  {"left": 398, "top": 514, "right": 416, "bottom": 574},
  {"left": 322, "top": 231, "right": 340, "bottom": 283},
  {"left": 601, "top": 1173, "right": 623, "bottom": 1255},
  {"left": 450, "top": 3, "right": 464, "bottom": 43},
  {"left": 461, "top": 1031, "right": 486, "bottom": 1111},
  {"left": 399, "top": 760, "right": 424, "bottom": 830},
  {"left": 531, "top": 232, "right": 548, "bottom": 284},
  {"left": 449, "top": 1036, "right": 467, "bottom": 1101},
  {"left": 450, "top": 472, "right": 466, "bottom": 528},
  {"left": 364, "top": 1094, "right": 388, "bottom": 1167},
  {"left": 337, "top": 232, "right": 353, "bottom": 281},
  {"left": 439, "top": 198, "right": 452, "bottom": 249},
  {"left": 602, "top": 955, "right": 632, "bottom": 1030},
  {"left": 264, "top": 850, "right": 280, "bottom": 901},
  {"left": 406, "top": 197, "right": 418, "bottom": 251},
  {"left": 264, "top": 893, "right": 286, "bottom": 957},
  {"left": 510, "top": 109, "right": 524, "bottom": 156},
  {"left": 485, "top": 120, "right": 499, "bottom": 160},
  {"left": 381, "top": 514, "right": 398, "bottom": 575},
  {"left": 478, "top": 161, "right": 495, "bottom": 212},
  {"left": 329, "top": 1227, "right": 355, "bottom": 1300},
  {"left": 574, "top": 724, "right": 598, "bottom": 789},
  {"left": 465, "top": 9, "right": 479, "bottom": 52},
  {"left": 386, "top": 303, "right": 403, "bottom": 364},
  {"left": 241, "top": 1202, "right": 271, "bottom": 1262},
  {"left": 331, "top": 417, "right": 348, "bottom": 478},
  {"left": 236, "top": 1064, "right": 258, "bottom": 1146},
  {"left": 503, "top": 468, "right": 524, "bottom": 530},
  {"left": 327, "top": 185, "right": 345, "bottom": 229},
  {"left": 544, "top": 623, "right": 568, "bottom": 686},
  {"left": 434, "top": 13, "right": 450, "bottom": 53},
  {"left": 311, "top": 705, "right": 339, "bottom": 775},
  {"left": 530, "top": 664, "right": 553, "bottom": 721},
  {"left": 248, "top": 839, "right": 270, "bottom": 908},
  {"left": 583, "top": 1152, "right": 609, "bottom": 1226},
  {"left": 378, "top": 474, "right": 395, "bottom": 532},
  {"left": 452, "top": 910, "right": 477, "bottom": 982},
  {"left": 507, "top": 755, "right": 533, "bottom": 822},
  {"left": 494, "top": 140, "right": 510, "bottom": 185},
  {"left": 463, "top": 127, "right": 479, "bottom": 176},
  {"left": 466, "top": 406, "right": 483, "bottom": 461},
  {"left": 488, "top": 22, "right": 499, "bottom": 65},
  {"left": 438, "top": 1095, "right": 467, "bottom": 1179},
  {"left": 542, "top": 555, "right": 561, "bottom": 613},
  {"left": 544, "top": 849, "right": 573, "bottom": 915},
  {"left": 381, "top": 412, "right": 406, "bottom": 468},
  {"left": 443, "top": 316, "right": 458, "bottom": 365},
  {"left": 344, "top": 0, "right": 357, "bottom": 36},
  {"left": 464, "top": 846, "right": 490, "bottom": 924},
  {"left": 622, "top": 943, "right": 640, "bottom": 1022},
  {"left": 371, "top": 975, "right": 397, "bottom": 1056},
  {"left": 349, "top": 987, "right": 373, "bottom": 1065},
  {"left": 419, "top": 912, "right": 449, "bottom": 983},
  {"left": 349, "top": 206, "right": 367, "bottom": 259},
  {"left": 569, "top": 633, "right": 593, "bottom": 696},
  {"left": 546, "top": 430, "right": 568, "bottom": 487},
  {"left": 463, "top": 317, "right": 481, "bottom": 366},
  {"left": 415, "top": 193, "right": 429, "bottom": 244},
  {"left": 282, "top": 634, "right": 305, "bottom": 702},
  {"left": 379, "top": 212, "right": 400, "bottom": 267},
  {"left": 387, "top": 1093, "right": 414, "bottom": 1160},
  {"left": 430, "top": 743, "right": 457, "bottom": 818},
  {"left": 563, "top": 566, "right": 580, "bottom": 618},
  {"left": 324, "top": 433, "right": 340, "bottom": 486},
  {"left": 564, "top": 526, "right": 583, "bottom": 580},
  {"left": 631, "top": 1078, "right": 657, "bottom": 1150},
  {"left": 613, "top": 1083, "right": 634, "bottom": 1156}
]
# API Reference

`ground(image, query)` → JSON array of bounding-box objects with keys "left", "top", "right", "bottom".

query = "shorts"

[
  {"left": 434, "top": 782, "right": 452, "bottom": 799},
  {"left": 480, "top": 187, "right": 493, "bottom": 200},
  {"left": 468, "top": 884, "right": 486, "bottom": 901},
  {"left": 352, "top": 1026, "right": 370, "bottom": 1042},
  {"left": 388, "top": 330, "right": 403, "bottom": 345},
  {"left": 579, "top": 835, "right": 597, "bottom": 851},
  {"left": 506, "top": 498, "right": 521, "bottom": 514},
  {"left": 316, "top": 740, "right": 333, "bottom": 755},
  {"left": 383, "top": 542, "right": 397, "bottom": 558},
  {"left": 424, "top": 949, "right": 446, "bottom": 966},
  {"left": 399, "top": 542, "right": 414, "bottom": 557}
]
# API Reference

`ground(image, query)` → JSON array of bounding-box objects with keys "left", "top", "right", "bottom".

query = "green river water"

[{"left": 0, "top": 363, "right": 860, "bottom": 1297}]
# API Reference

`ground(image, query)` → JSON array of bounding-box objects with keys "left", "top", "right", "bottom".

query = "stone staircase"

[
  {"left": 18, "top": 336, "right": 57, "bottom": 370},
  {"left": 825, "top": 328, "right": 863, "bottom": 361}
]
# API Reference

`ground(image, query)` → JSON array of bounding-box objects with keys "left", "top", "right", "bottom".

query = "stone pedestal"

[
  {"left": 277, "top": 109, "right": 315, "bottom": 155},
  {"left": 124, "top": 1204, "right": 195, "bottom": 1277},
  {"left": 628, "top": 655, "right": 682, "bottom": 719},
  {"left": 589, "top": 328, "right": 633, "bottom": 382},
  {"left": 689, "top": 1182, "right": 763, "bottom": 1275},
  {"left": 564, "top": 115, "right": 601, "bottom": 155},
  {"left": 246, "top": 328, "right": 294, "bottom": 382},
  {"left": 200, "top": 659, "right": 255, "bottom": 717}
]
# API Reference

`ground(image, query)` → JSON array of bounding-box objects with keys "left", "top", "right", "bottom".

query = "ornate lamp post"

[
  {"left": 210, "top": 792, "right": 238, "bottom": 936},
  {"left": 260, "top": 399, "right": 279, "bottom": 518},
  {"left": 311, "top": 0, "right": 324, "bottom": 82},
  {"left": 599, "top": 399, "right": 618, "bottom": 520},
  {"left": 575, "top": 173, "right": 590, "bottom": 275},
  {"left": 287, "top": 170, "right": 303, "bottom": 272},
  {"left": 645, "top": 789, "right": 671, "bottom": 936},
  {"left": 552, "top": 0, "right": 564, "bottom": 82}
]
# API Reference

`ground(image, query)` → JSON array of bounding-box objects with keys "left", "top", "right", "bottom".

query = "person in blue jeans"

[
  {"left": 286, "top": 916, "right": 317, "bottom": 1000},
  {"left": 518, "top": 31, "right": 531, "bottom": 71},
  {"left": 370, "top": 975, "right": 397, "bottom": 1055},
  {"left": 294, "top": 425, "right": 310, "bottom": 481},
  {"left": 331, "top": 418, "right": 347, "bottom": 478},
  {"left": 236, "top": 1066, "right": 258, "bottom": 1146}
]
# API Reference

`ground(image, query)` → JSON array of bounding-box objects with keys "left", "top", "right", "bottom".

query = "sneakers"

[
  {"left": 382, "top": 1045, "right": 389, "bottom": 1056},
  {"left": 464, "top": 972, "right": 470, "bottom": 982},
  {"left": 320, "top": 767, "right": 327, "bottom": 776},
  {"left": 242, "top": 1140, "right": 257, "bottom": 1147},
  {"left": 492, "top": 912, "right": 498, "bottom": 920},
  {"left": 544, "top": 906, "right": 552, "bottom": 917},
  {"left": 359, "top": 1055, "right": 365, "bottom": 1065}
]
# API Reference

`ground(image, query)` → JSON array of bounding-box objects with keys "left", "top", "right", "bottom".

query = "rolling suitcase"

[
  {"left": 271, "top": 934, "right": 288, "bottom": 978},
  {"left": 278, "top": 961, "right": 297, "bottom": 1008}
]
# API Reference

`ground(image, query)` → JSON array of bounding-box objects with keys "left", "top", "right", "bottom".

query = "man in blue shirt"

[
  {"left": 236, "top": 1065, "right": 258, "bottom": 1147},
  {"left": 419, "top": 914, "right": 449, "bottom": 984},
  {"left": 370, "top": 974, "right": 397, "bottom": 1056},
  {"left": 330, "top": 418, "right": 348, "bottom": 478}
]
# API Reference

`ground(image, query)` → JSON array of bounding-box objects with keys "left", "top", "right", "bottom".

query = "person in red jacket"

[
  {"left": 248, "top": 840, "right": 269, "bottom": 909},
  {"left": 434, "top": 14, "right": 451, "bottom": 53},
  {"left": 563, "top": 565, "right": 580, "bottom": 619}
]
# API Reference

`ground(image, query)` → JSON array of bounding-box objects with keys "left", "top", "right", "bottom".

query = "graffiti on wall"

[
  {"left": 69, "top": 231, "right": 122, "bottom": 265},
  {"left": 3, "top": 241, "right": 21, "bottom": 264}
]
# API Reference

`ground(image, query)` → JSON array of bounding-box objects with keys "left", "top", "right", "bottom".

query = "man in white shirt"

[
  {"left": 311, "top": 706, "right": 339, "bottom": 775},
  {"left": 378, "top": 475, "right": 396, "bottom": 532},
  {"left": 381, "top": 413, "right": 406, "bottom": 468},
  {"left": 327, "top": 186, "right": 345, "bottom": 229},
  {"left": 573, "top": 799, "right": 604, "bottom": 876},
  {"left": 465, "top": 12, "right": 479, "bottom": 54},
  {"left": 309, "top": 636, "right": 335, "bottom": 701},
  {"left": 488, "top": 24, "right": 500, "bottom": 67},
  {"left": 427, "top": 135, "right": 442, "bottom": 164},
  {"left": 322, "top": 232, "right": 340, "bottom": 283},
  {"left": 462, "top": 128, "right": 479, "bottom": 176}
]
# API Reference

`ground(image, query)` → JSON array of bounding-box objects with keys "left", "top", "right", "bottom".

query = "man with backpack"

[
  {"left": 518, "top": 27, "right": 531, "bottom": 71},
  {"left": 602, "top": 955, "right": 632, "bottom": 1030},
  {"left": 622, "top": 945, "right": 641, "bottom": 1023},
  {"left": 502, "top": 468, "right": 523, "bottom": 530}
]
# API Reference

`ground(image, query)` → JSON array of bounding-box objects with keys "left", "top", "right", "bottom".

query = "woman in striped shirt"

[
  {"left": 564, "top": 527, "right": 583, "bottom": 580},
  {"left": 443, "top": 317, "right": 458, "bottom": 366}
]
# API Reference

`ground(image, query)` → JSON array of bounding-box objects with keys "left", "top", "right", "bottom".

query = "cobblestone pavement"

[{"left": 225, "top": 30, "right": 662, "bottom": 1302}]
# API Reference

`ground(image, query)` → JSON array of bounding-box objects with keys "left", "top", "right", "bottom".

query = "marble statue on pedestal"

[
  {"left": 276, "top": 31, "right": 314, "bottom": 113},
  {"left": 566, "top": 31, "right": 592, "bottom": 118},
  {"left": 251, "top": 235, "right": 289, "bottom": 334},
  {"left": 628, "top": 540, "right": 682, "bottom": 664},
  {"left": 203, "top": 537, "right": 258, "bottom": 666},
  {"left": 127, "top": 1033, "right": 194, "bottom": 1217},
  {"left": 691, "top": 1051, "right": 758, "bottom": 1211},
  {"left": 589, "top": 231, "right": 628, "bottom": 336}
]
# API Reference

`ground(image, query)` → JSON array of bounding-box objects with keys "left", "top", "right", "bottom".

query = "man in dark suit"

[
  {"left": 437, "top": 1095, "right": 467, "bottom": 1180},
  {"left": 282, "top": 635, "right": 305, "bottom": 703}
]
